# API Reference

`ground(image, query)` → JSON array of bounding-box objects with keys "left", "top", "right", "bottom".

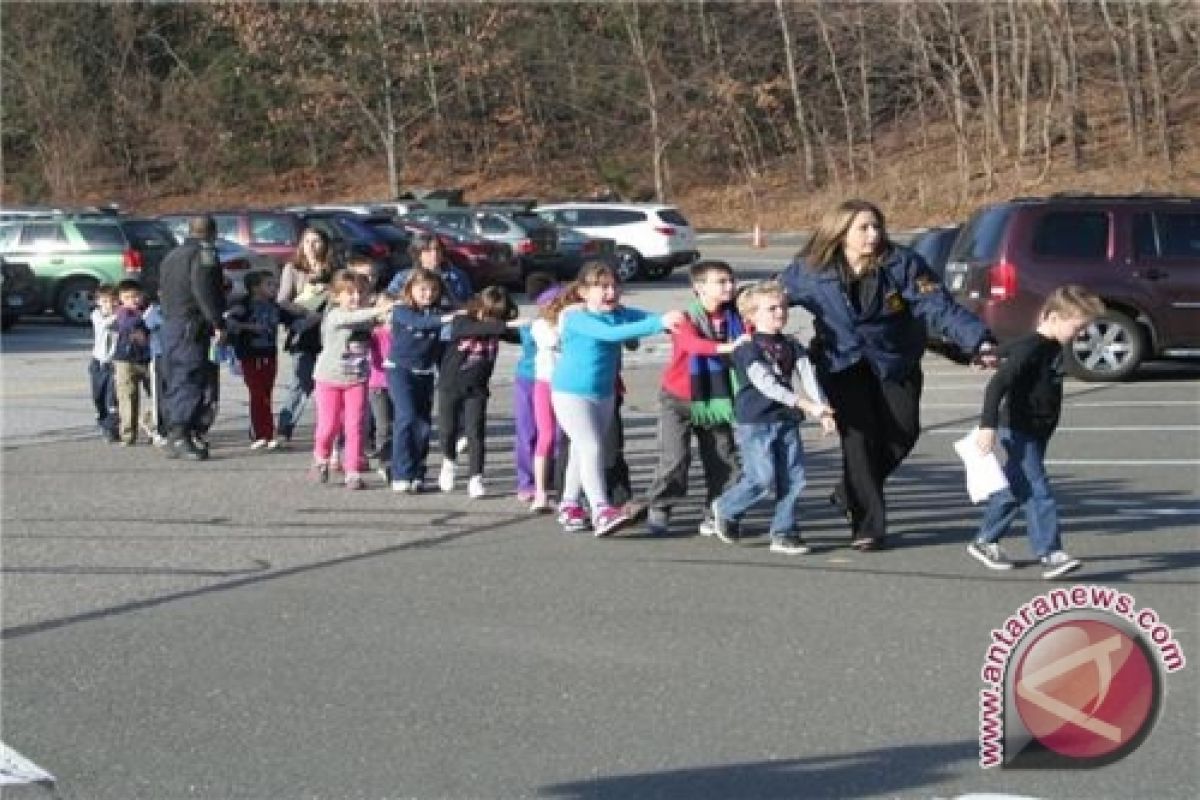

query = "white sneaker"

[
  {"left": 456, "top": 436, "right": 470, "bottom": 456},
  {"left": 266, "top": 439, "right": 280, "bottom": 450},
  {"left": 1041, "top": 550, "right": 1082, "bottom": 580},
  {"left": 391, "top": 479, "right": 411, "bottom": 493},
  {"left": 467, "top": 475, "right": 486, "bottom": 498},
  {"left": 438, "top": 459, "right": 456, "bottom": 492},
  {"left": 409, "top": 479, "right": 424, "bottom": 494},
  {"left": 250, "top": 438, "right": 269, "bottom": 450}
]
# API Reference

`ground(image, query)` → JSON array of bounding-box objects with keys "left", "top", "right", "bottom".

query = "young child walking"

[
  {"left": 308, "top": 271, "right": 394, "bottom": 489},
  {"left": 966, "top": 285, "right": 1105, "bottom": 579},
  {"left": 437, "top": 286, "right": 524, "bottom": 499},
  {"left": 513, "top": 274, "right": 562, "bottom": 509},
  {"left": 367, "top": 312, "right": 394, "bottom": 482},
  {"left": 551, "top": 262, "right": 683, "bottom": 536},
  {"left": 642, "top": 260, "right": 749, "bottom": 536},
  {"left": 387, "top": 269, "right": 451, "bottom": 493},
  {"left": 89, "top": 284, "right": 119, "bottom": 442},
  {"left": 710, "top": 281, "right": 836, "bottom": 554},
  {"left": 111, "top": 280, "right": 155, "bottom": 446},
  {"left": 226, "top": 270, "right": 304, "bottom": 449}
]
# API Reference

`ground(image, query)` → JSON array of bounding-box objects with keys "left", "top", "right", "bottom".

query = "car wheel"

[
  {"left": 614, "top": 246, "right": 643, "bottom": 282},
  {"left": 57, "top": 278, "right": 98, "bottom": 326},
  {"left": 1065, "top": 310, "right": 1146, "bottom": 382}
]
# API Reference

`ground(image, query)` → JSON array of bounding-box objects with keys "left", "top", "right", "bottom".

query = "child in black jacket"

[
  {"left": 436, "top": 286, "right": 525, "bottom": 498},
  {"left": 967, "top": 285, "right": 1105, "bottom": 579}
]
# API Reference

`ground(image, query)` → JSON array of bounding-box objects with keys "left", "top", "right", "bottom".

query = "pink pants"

[
  {"left": 533, "top": 379, "right": 558, "bottom": 458},
  {"left": 313, "top": 380, "right": 368, "bottom": 472}
]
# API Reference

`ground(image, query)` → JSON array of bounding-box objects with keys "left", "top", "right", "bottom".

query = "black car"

[
  {"left": 117, "top": 218, "right": 178, "bottom": 301},
  {"left": 908, "top": 225, "right": 963, "bottom": 352},
  {"left": 1, "top": 256, "right": 40, "bottom": 331}
]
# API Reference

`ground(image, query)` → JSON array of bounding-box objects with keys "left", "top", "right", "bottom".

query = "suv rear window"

[
  {"left": 948, "top": 207, "right": 1011, "bottom": 262},
  {"left": 121, "top": 220, "right": 175, "bottom": 248},
  {"left": 657, "top": 209, "right": 690, "bottom": 226},
  {"left": 76, "top": 223, "right": 129, "bottom": 249},
  {"left": 1135, "top": 212, "right": 1200, "bottom": 258},
  {"left": 585, "top": 209, "right": 646, "bottom": 226},
  {"left": 1032, "top": 211, "right": 1109, "bottom": 259},
  {"left": 250, "top": 214, "right": 298, "bottom": 246}
]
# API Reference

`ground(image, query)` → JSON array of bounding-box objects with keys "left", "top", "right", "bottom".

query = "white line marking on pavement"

[
  {"left": 0, "top": 742, "right": 55, "bottom": 786},
  {"left": 925, "top": 401, "right": 1199, "bottom": 408},
  {"left": 926, "top": 426, "right": 1200, "bottom": 433},
  {"left": 1078, "top": 499, "right": 1200, "bottom": 515},
  {"left": 1045, "top": 459, "right": 1198, "bottom": 466}
]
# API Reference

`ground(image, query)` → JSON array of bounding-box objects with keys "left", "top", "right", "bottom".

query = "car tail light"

[
  {"left": 654, "top": 226, "right": 676, "bottom": 237},
  {"left": 224, "top": 258, "right": 250, "bottom": 271},
  {"left": 988, "top": 259, "right": 1018, "bottom": 301},
  {"left": 368, "top": 242, "right": 389, "bottom": 259},
  {"left": 515, "top": 238, "right": 536, "bottom": 255},
  {"left": 122, "top": 248, "right": 143, "bottom": 272}
]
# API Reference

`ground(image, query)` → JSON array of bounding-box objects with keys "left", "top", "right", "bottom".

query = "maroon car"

[
  {"left": 945, "top": 195, "right": 1200, "bottom": 381},
  {"left": 397, "top": 220, "right": 521, "bottom": 289},
  {"left": 158, "top": 210, "right": 302, "bottom": 268}
]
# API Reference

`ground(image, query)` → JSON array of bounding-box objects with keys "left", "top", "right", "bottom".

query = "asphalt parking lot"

[{"left": 2, "top": 240, "right": 1197, "bottom": 798}]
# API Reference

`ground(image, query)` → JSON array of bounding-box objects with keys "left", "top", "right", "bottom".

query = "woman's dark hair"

[
  {"left": 467, "top": 285, "right": 518, "bottom": 321},
  {"left": 294, "top": 227, "right": 336, "bottom": 279},
  {"left": 407, "top": 231, "right": 446, "bottom": 265}
]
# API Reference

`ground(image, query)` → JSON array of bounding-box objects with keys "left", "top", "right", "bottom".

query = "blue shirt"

[
  {"left": 777, "top": 245, "right": 989, "bottom": 381},
  {"left": 551, "top": 307, "right": 663, "bottom": 399},
  {"left": 515, "top": 325, "right": 537, "bottom": 381}
]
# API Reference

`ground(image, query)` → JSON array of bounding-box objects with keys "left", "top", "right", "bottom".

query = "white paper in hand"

[{"left": 953, "top": 429, "right": 1010, "bottom": 504}]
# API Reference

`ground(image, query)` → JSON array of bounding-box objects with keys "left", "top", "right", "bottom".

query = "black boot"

[{"left": 165, "top": 428, "right": 208, "bottom": 461}]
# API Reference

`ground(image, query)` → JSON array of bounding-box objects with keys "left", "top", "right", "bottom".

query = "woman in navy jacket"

[{"left": 778, "top": 200, "right": 997, "bottom": 551}]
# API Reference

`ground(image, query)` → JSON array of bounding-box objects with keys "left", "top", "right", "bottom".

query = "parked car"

[
  {"left": 395, "top": 220, "right": 520, "bottom": 289},
  {"left": 406, "top": 207, "right": 566, "bottom": 280},
  {"left": 158, "top": 210, "right": 302, "bottom": 268},
  {"left": 292, "top": 210, "right": 405, "bottom": 276},
  {"left": 944, "top": 195, "right": 1200, "bottom": 381},
  {"left": 0, "top": 256, "right": 40, "bottom": 331},
  {"left": 552, "top": 225, "right": 617, "bottom": 279},
  {"left": 534, "top": 202, "right": 700, "bottom": 281},
  {"left": 0, "top": 216, "right": 144, "bottom": 325},
  {"left": 909, "top": 224, "right": 963, "bottom": 350}
]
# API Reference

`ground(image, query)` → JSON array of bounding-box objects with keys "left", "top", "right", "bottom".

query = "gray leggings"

[{"left": 551, "top": 391, "right": 615, "bottom": 512}]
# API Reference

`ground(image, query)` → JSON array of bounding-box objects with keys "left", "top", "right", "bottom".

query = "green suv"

[{"left": 0, "top": 216, "right": 170, "bottom": 325}]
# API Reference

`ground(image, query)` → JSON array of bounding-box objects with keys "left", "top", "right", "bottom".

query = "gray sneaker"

[
  {"left": 967, "top": 541, "right": 1015, "bottom": 571},
  {"left": 647, "top": 508, "right": 670, "bottom": 536},
  {"left": 1041, "top": 550, "right": 1082, "bottom": 580}
]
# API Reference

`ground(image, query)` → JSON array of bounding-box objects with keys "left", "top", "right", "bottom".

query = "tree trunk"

[
  {"left": 856, "top": 4, "right": 876, "bottom": 179},
  {"left": 1099, "top": 0, "right": 1140, "bottom": 152},
  {"left": 1140, "top": 2, "right": 1173, "bottom": 167},
  {"left": 621, "top": 2, "right": 666, "bottom": 201},
  {"left": 417, "top": 2, "right": 445, "bottom": 166},
  {"left": 1125, "top": 2, "right": 1148, "bottom": 158},
  {"left": 370, "top": 0, "right": 400, "bottom": 199},
  {"left": 815, "top": 2, "right": 857, "bottom": 184},
  {"left": 775, "top": 0, "right": 817, "bottom": 187}
]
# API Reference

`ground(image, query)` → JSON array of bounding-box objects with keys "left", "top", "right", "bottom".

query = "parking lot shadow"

[{"left": 539, "top": 740, "right": 977, "bottom": 800}]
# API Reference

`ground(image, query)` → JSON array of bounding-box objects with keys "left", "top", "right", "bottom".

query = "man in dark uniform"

[{"left": 158, "top": 216, "right": 227, "bottom": 460}]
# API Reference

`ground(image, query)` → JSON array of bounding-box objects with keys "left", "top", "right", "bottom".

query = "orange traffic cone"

[{"left": 752, "top": 223, "right": 767, "bottom": 248}]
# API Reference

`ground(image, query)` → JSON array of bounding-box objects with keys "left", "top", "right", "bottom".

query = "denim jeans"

[
  {"left": 277, "top": 349, "right": 317, "bottom": 438},
  {"left": 388, "top": 367, "right": 435, "bottom": 482},
  {"left": 977, "top": 428, "right": 1061, "bottom": 557},
  {"left": 714, "top": 421, "right": 806, "bottom": 538}
]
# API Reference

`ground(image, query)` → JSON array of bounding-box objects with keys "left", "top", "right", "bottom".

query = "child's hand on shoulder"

[
  {"left": 660, "top": 310, "right": 685, "bottom": 332},
  {"left": 975, "top": 427, "right": 996, "bottom": 454}
]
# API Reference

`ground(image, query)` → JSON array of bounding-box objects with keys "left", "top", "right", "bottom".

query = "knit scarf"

[{"left": 686, "top": 300, "right": 743, "bottom": 427}]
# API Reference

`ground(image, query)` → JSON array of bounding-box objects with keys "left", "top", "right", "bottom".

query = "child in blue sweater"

[
  {"left": 550, "top": 262, "right": 683, "bottom": 536},
  {"left": 711, "top": 281, "right": 836, "bottom": 554}
]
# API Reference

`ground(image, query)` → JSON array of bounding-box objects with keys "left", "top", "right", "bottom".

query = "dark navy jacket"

[
  {"left": 777, "top": 246, "right": 989, "bottom": 380},
  {"left": 388, "top": 305, "right": 445, "bottom": 372}
]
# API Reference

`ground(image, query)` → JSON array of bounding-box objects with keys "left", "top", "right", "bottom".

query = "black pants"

[
  {"left": 438, "top": 386, "right": 488, "bottom": 477},
  {"left": 162, "top": 317, "right": 214, "bottom": 437},
  {"left": 89, "top": 358, "right": 117, "bottom": 435},
  {"left": 820, "top": 359, "right": 922, "bottom": 542}
]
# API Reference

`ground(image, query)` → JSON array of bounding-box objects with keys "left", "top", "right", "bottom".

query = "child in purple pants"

[{"left": 512, "top": 274, "right": 560, "bottom": 505}]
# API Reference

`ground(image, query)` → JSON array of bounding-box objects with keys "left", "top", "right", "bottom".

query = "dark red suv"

[{"left": 944, "top": 195, "right": 1200, "bottom": 380}]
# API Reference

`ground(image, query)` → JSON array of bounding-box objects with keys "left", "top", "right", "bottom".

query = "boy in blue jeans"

[
  {"left": 711, "top": 281, "right": 836, "bottom": 554},
  {"left": 967, "top": 285, "right": 1105, "bottom": 579}
]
